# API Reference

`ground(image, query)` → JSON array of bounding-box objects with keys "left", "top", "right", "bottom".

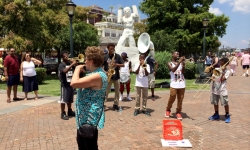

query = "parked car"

[{"left": 43, "top": 58, "right": 58, "bottom": 75}]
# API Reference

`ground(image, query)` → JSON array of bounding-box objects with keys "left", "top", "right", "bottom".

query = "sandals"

[
  {"left": 13, "top": 97, "right": 22, "bottom": 101},
  {"left": 34, "top": 97, "right": 38, "bottom": 100}
]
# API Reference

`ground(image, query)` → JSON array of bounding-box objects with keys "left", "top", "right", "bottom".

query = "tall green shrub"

[
  {"left": 184, "top": 62, "right": 196, "bottom": 79},
  {"left": 35, "top": 68, "right": 47, "bottom": 84},
  {"left": 154, "top": 51, "right": 172, "bottom": 79}
]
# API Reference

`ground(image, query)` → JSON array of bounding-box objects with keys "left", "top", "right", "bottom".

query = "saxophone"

[{"left": 107, "top": 53, "right": 116, "bottom": 82}]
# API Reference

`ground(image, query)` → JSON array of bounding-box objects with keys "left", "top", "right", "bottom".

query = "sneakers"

[
  {"left": 165, "top": 110, "right": 171, "bottom": 118},
  {"left": 176, "top": 113, "right": 182, "bottom": 120},
  {"left": 127, "top": 95, "right": 132, "bottom": 101},
  {"left": 208, "top": 113, "right": 220, "bottom": 120},
  {"left": 68, "top": 109, "right": 75, "bottom": 117},
  {"left": 61, "top": 111, "right": 69, "bottom": 120},
  {"left": 119, "top": 95, "right": 123, "bottom": 101},
  {"left": 225, "top": 114, "right": 230, "bottom": 123},
  {"left": 134, "top": 110, "right": 140, "bottom": 116},
  {"left": 142, "top": 110, "right": 151, "bottom": 116},
  {"left": 113, "top": 104, "right": 119, "bottom": 111}
]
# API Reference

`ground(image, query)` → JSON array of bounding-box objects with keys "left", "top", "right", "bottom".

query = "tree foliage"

[
  {"left": 0, "top": 0, "right": 99, "bottom": 55},
  {"left": 139, "top": 0, "right": 230, "bottom": 56},
  {"left": 55, "top": 22, "right": 99, "bottom": 54}
]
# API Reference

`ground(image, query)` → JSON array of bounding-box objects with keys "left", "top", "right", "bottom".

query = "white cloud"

[
  {"left": 232, "top": 0, "right": 250, "bottom": 14},
  {"left": 217, "top": 0, "right": 250, "bottom": 14},
  {"left": 218, "top": 0, "right": 230, "bottom": 4},
  {"left": 240, "top": 39, "right": 250, "bottom": 45},
  {"left": 209, "top": 6, "right": 223, "bottom": 15}
]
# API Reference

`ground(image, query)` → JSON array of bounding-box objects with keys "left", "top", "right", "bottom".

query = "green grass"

[{"left": 0, "top": 74, "right": 208, "bottom": 96}]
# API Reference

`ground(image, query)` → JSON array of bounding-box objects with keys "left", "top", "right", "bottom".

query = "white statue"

[{"left": 117, "top": 5, "right": 139, "bottom": 47}]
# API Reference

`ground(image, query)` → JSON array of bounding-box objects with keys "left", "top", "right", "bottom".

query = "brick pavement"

[{"left": 0, "top": 66, "right": 249, "bottom": 150}]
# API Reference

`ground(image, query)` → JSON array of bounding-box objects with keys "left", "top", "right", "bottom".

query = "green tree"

[
  {"left": 109, "top": 6, "right": 114, "bottom": 14},
  {"left": 55, "top": 22, "right": 99, "bottom": 55},
  {"left": 139, "top": 0, "right": 229, "bottom": 56}
]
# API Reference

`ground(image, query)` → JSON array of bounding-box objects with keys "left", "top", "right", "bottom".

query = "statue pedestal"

[{"left": 115, "top": 46, "right": 140, "bottom": 70}]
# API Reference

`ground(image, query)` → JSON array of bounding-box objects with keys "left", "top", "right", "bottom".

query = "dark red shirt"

[{"left": 4, "top": 55, "right": 19, "bottom": 75}]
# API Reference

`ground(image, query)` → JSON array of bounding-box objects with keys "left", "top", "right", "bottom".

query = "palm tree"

[{"left": 109, "top": 6, "right": 114, "bottom": 13}]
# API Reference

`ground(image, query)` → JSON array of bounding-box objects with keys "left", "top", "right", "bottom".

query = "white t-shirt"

[
  {"left": 230, "top": 56, "right": 237, "bottom": 65},
  {"left": 66, "top": 65, "right": 73, "bottom": 82},
  {"left": 169, "top": 62, "right": 186, "bottom": 88},
  {"left": 133, "top": 63, "right": 150, "bottom": 87},
  {"left": 22, "top": 61, "right": 36, "bottom": 77},
  {"left": 211, "top": 68, "right": 230, "bottom": 96},
  {"left": 120, "top": 61, "right": 130, "bottom": 76}
]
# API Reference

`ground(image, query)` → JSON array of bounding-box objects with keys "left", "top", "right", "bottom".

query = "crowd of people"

[
  {"left": 1, "top": 46, "right": 249, "bottom": 149},
  {"left": 1, "top": 48, "right": 41, "bottom": 103}
]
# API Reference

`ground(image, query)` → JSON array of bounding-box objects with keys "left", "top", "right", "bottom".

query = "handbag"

[{"left": 77, "top": 94, "right": 105, "bottom": 138}]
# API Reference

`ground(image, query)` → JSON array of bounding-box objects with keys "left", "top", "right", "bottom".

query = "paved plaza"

[{"left": 0, "top": 66, "right": 249, "bottom": 150}]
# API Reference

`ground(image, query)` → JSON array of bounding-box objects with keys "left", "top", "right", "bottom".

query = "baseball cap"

[{"left": 121, "top": 52, "right": 128, "bottom": 58}]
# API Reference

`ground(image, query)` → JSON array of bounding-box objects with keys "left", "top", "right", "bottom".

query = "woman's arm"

[
  {"left": 20, "top": 62, "right": 23, "bottom": 81},
  {"left": 31, "top": 57, "right": 41, "bottom": 65},
  {"left": 70, "top": 66, "right": 102, "bottom": 89}
]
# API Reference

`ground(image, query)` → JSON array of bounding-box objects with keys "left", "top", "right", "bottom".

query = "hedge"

[
  {"left": 35, "top": 68, "right": 47, "bottom": 84},
  {"left": 154, "top": 51, "right": 196, "bottom": 79}
]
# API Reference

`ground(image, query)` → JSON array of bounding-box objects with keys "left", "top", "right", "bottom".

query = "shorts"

[
  {"left": 58, "top": 85, "right": 74, "bottom": 104},
  {"left": 148, "top": 73, "right": 155, "bottom": 88},
  {"left": 242, "top": 65, "right": 249, "bottom": 69},
  {"left": 210, "top": 93, "right": 229, "bottom": 106},
  {"left": 7, "top": 74, "right": 20, "bottom": 86}
]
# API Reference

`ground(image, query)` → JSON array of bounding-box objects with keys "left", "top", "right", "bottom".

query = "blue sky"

[{"left": 73, "top": 0, "right": 250, "bottom": 49}]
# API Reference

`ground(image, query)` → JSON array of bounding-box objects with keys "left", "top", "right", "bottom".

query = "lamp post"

[
  {"left": 202, "top": 18, "right": 209, "bottom": 58},
  {"left": 66, "top": 0, "right": 76, "bottom": 57}
]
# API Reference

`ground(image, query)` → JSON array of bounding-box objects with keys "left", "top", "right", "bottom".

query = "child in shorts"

[{"left": 209, "top": 57, "right": 231, "bottom": 123}]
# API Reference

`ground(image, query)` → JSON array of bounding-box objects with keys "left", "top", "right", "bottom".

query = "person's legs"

[
  {"left": 148, "top": 74, "right": 156, "bottom": 100},
  {"left": 166, "top": 87, "right": 177, "bottom": 111},
  {"left": 150, "top": 88, "right": 155, "bottom": 100},
  {"left": 209, "top": 94, "right": 220, "bottom": 120},
  {"left": 13, "top": 74, "right": 20, "bottom": 99},
  {"left": 76, "top": 129, "right": 98, "bottom": 150},
  {"left": 134, "top": 86, "right": 141, "bottom": 116},
  {"left": 242, "top": 65, "right": 246, "bottom": 76},
  {"left": 126, "top": 80, "right": 132, "bottom": 100},
  {"left": 176, "top": 88, "right": 185, "bottom": 113},
  {"left": 142, "top": 87, "right": 150, "bottom": 116},
  {"left": 113, "top": 79, "right": 120, "bottom": 106},
  {"left": 34, "top": 90, "right": 38, "bottom": 100},
  {"left": 13, "top": 85, "right": 18, "bottom": 99},
  {"left": 165, "top": 87, "right": 177, "bottom": 117},
  {"left": 119, "top": 83, "right": 124, "bottom": 101},
  {"left": 24, "top": 92, "right": 28, "bottom": 100},
  {"left": 6, "top": 86, "right": 12, "bottom": 103},
  {"left": 105, "top": 80, "right": 113, "bottom": 102}
]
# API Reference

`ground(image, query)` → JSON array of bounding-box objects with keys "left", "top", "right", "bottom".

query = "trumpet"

[
  {"left": 142, "top": 62, "right": 147, "bottom": 68},
  {"left": 68, "top": 54, "right": 85, "bottom": 64},
  {"left": 193, "top": 57, "right": 233, "bottom": 99}
]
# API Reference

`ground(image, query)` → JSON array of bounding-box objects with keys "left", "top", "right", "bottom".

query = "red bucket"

[{"left": 163, "top": 119, "right": 183, "bottom": 140}]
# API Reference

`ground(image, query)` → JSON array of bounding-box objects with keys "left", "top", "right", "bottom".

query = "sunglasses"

[{"left": 10, "top": 50, "right": 15, "bottom": 52}]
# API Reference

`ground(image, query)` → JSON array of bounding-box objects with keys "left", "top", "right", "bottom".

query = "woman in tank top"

[
  {"left": 20, "top": 53, "right": 41, "bottom": 100},
  {"left": 229, "top": 53, "right": 238, "bottom": 76}
]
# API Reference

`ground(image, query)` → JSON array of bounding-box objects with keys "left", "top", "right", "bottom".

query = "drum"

[{"left": 120, "top": 73, "right": 130, "bottom": 84}]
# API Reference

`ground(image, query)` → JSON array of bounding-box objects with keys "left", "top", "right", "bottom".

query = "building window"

[
  {"left": 105, "top": 32, "right": 110, "bottom": 37},
  {"left": 111, "top": 33, "right": 116, "bottom": 37}
]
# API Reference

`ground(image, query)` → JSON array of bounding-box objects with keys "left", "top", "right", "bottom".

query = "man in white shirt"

[{"left": 165, "top": 51, "right": 186, "bottom": 120}]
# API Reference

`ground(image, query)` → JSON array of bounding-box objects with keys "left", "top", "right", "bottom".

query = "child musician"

[
  {"left": 209, "top": 57, "right": 231, "bottom": 123},
  {"left": 133, "top": 54, "right": 151, "bottom": 116}
]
